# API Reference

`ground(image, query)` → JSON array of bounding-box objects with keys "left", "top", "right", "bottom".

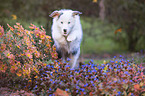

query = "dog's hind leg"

[{"left": 69, "top": 48, "right": 80, "bottom": 69}]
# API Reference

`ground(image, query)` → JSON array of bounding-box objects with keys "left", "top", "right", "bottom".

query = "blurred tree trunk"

[
  {"left": 127, "top": 23, "right": 139, "bottom": 52},
  {"left": 104, "top": 0, "right": 145, "bottom": 52},
  {"left": 99, "top": 0, "right": 105, "bottom": 21}
]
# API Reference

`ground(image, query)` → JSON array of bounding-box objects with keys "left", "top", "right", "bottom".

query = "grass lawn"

[{"left": 83, "top": 52, "right": 145, "bottom": 66}]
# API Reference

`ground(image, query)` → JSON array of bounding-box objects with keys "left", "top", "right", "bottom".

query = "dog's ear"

[
  {"left": 72, "top": 11, "right": 82, "bottom": 17},
  {"left": 49, "top": 11, "right": 60, "bottom": 18}
]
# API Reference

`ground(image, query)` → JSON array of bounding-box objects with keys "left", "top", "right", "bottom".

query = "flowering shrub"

[
  {"left": 0, "top": 23, "right": 57, "bottom": 87},
  {"left": 0, "top": 23, "right": 145, "bottom": 96}
]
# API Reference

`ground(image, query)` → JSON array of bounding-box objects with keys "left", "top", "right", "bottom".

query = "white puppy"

[{"left": 49, "top": 9, "right": 83, "bottom": 68}]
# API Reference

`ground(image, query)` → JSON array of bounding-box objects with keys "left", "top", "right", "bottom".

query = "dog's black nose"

[{"left": 63, "top": 29, "right": 67, "bottom": 33}]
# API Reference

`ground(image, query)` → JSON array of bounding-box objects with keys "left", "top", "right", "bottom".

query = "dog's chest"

[
  {"left": 58, "top": 38, "right": 73, "bottom": 51},
  {"left": 60, "top": 38, "right": 70, "bottom": 47}
]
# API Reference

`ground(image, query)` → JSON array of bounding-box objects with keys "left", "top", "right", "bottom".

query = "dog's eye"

[
  {"left": 61, "top": 22, "right": 63, "bottom": 24},
  {"left": 68, "top": 22, "right": 71, "bottom": 24}
]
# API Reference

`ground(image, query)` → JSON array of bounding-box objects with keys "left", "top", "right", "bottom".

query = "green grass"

[
  {"left": 83, "top": 53, "right": 145, "bottom": 66},
  {"left": 84, "top": 58, "right": 110, "bottom": 65}
]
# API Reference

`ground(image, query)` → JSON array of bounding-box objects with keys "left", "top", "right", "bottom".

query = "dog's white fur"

[{"left": 50, "top": 9, "right": 83, "bottom": 68}]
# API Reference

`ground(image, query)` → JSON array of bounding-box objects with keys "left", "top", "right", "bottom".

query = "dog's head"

[{"left": 50, "top": 9, "right": 82, "bottom": 36}]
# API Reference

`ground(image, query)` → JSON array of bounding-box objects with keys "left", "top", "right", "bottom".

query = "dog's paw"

[{"left": 67, "top": 36, "right": 76, "bottom": 42}]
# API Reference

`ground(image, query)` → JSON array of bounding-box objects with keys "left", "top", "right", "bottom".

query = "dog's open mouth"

[
  {"left": 63, "top": 32, "right": 67, "bottom": 36},
  {"left": 63, "top": 34, "right": 67, "bottom": 37}
]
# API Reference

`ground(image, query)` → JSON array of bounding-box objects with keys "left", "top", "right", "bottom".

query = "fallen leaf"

[
  {"left": 54, "top": 88, "right": 70, "bottom": 96},
  {"left": 11, "top": 14, "right": 17, "bottom": 20},
  {"left": 114, "top": 28, "right": 122, "bottom": 34},
  {"left": 134, "top": 84, "right": 140, "bottom": 90},
  {"left": 93, "top": 0, "right": 97, "bottom": 3},
  {"left": 89, "top": 92, "right": 93, "bottom": 96}
]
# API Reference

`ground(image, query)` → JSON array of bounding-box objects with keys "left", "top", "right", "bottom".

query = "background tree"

[
  {"left": 0, "top": 0, "right": 145, "bottom": 53},
  {"left": 105, "top": 0, "right": 145, "bottom": 52}
]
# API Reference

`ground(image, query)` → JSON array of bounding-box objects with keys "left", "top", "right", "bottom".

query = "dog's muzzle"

[{"left": 63, "top": 29, "right": 67, "bottom": 36}]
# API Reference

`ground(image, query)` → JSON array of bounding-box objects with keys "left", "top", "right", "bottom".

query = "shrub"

[{"left": 0, "top": 23, "right": 57, "bottom": 89}]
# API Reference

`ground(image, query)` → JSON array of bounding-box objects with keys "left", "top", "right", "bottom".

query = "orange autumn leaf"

[
  {"left": 0, "top": 64, "right": 7, "bottom": 73},
  {"left": 29, "top": 24, "right": 36, "bottom": 29},
  {"left": 10, "top": 66, "right": 17, "bottom": 73},
  {"left": 11, "top": 14, "right": 17, "bottom": 20},
  {"left": 134, "top": 84, "right": 140, "bottom": 90},
  {"left": 0, "top": 26, "right": 4, "bottom": 38},
  {"left": 16, "top": 69, "right": 22, "bottom": 77},
  {"left": 89, "top": 92, "right": 93, "bottom": 96},
  {"left": 139, "top": 82, "right": 144, "bottom": 87},
  {"left": 114, "top": 28, "right": 122, "bottom": 34},
  {"left": 54, "top": 88, "right": 70, "bottom": 96},
  {"left": 80, "top": 92, "right": 84, "bottom": 96},
  {"left": 1, "top": 44, "right": 6, "bottom": 51},
  {"left": 93, "top": 0, "right": 97, "bottom": 3},
  {"left": 43, "top": 63, "right": 47, "bottom": 67}
]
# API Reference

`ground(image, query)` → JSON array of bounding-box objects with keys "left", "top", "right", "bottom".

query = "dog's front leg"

[{"left": 67, "top": 34, "right": 76, "bottom": 42}]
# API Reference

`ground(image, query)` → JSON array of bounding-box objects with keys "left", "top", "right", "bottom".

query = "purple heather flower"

[
  {"left": 90, "top": 59, "right": 94, "bottom": 62},
  {"left": 39, "top": 68, "right": 43, "bottom": 71},
  {"left": 67, "top": 58, "right": 71, "bottom": 61},
  {"left": 131, "top": 93, "right": 135, "bottom": 96},
  {"left": 84, "top": 92, "right": 87, "bottom": 94},
  {"left": 49, "top": 94, "right": 54, "bottom": 96},
  {"left": 130, "top": 80, "right": 133, "bottom": 82},
  {"left": 85, "top": 75, "right": 89, "bottom": 78},
  {"left": 70, "top": 75, "right": 73, "bottom": 77},
  {"left": 117, "top": 91, "right": 122, "bottom": 95},
  {"left": 54, "top": 60, "right": 58, "bottom": 62},
  {"left": 94, "top": 78, "right": 98, "bottom": 81},
  {"left": 127, "top": 67, "right": 132, "bottom": 70},
  {"left": 50, "top": 73, "right": 53, "bottom": 76},
  {"left": 109, "top": 66, "right": 113, "bottom": 70},
  {"left": 124, "top": 64, "right": 127, "bottom": 67},
  {"left": 92, "top": 84, "right": 95, "bottom": 86},
  {"left": 46, "top": 65, "right": 50, "bottom": 68},
  {"left": 76, "top": 86, "right": 79, "bottom": 89},
  {"left": 90, "top": 81, "right": 93, "bottom": 84},
  {"left": 34, "top": 85, "right": 37, "bottom": 88},
  {"left": 51, "top": 65, "right": 54, "bottom": 68},
  {"left": 103, "top": 73, "right": 107, "bottom": 75},
  {"left": 93, "top": 69, "right": 97, "bottom": 72},
  {"left": 50, "top": 79, "right": 53, "bottom": 81},
  {"left": 65, "top": 65, "right": 70, "bottom": 68},
  {"left": 80, "top": 88, "right": 85, "bottom": 92},
  {"left": 49, "top": 88, "right": 52, "bottom": 91},
  {"left": 124, "top": 71, "right": 130, "bottom": 75},
  {"left": 88, "top": 70, "right": 91, "bottom": 73},
  {"left": 84, "top": 83, "right": 88, "bottom": 87}
]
